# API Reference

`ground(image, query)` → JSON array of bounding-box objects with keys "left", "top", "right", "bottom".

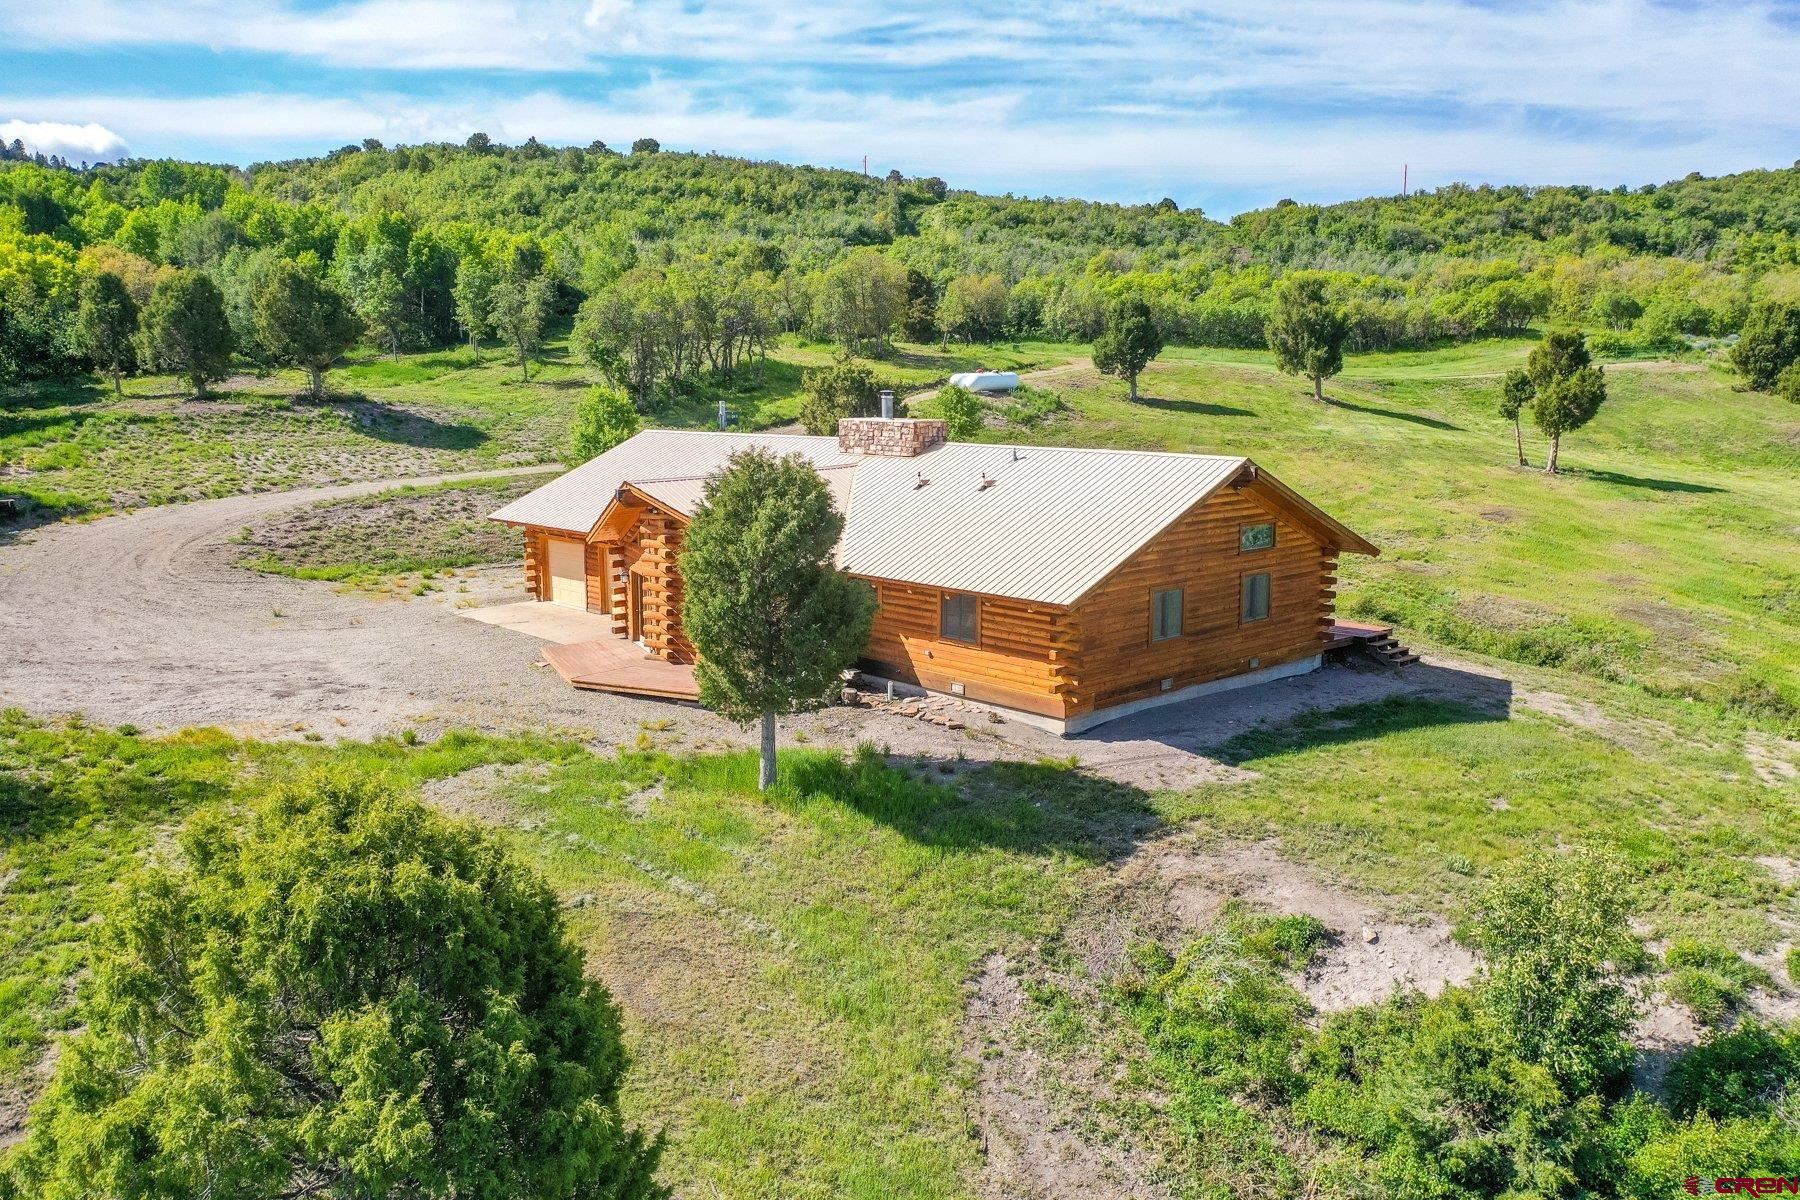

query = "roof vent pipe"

[{"left": 879, "top": 388, "right": 894, "bottom": 419}]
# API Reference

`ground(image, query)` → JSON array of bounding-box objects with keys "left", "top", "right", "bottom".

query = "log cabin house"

[{"left": 489, "top": 417, "right": 1377, "bottom": 734}]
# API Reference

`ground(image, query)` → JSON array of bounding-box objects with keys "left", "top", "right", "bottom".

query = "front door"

[{"left": 546, "top": 538, "right": 586, "bottom": 609}]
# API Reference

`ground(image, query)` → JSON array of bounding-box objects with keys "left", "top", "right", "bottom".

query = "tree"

[
  {"left": 682, "top": 450, "right": 875, "bottom": 790},
  {"left": 466, "top": 130, "right": 492, "bottom": 152},
  {"left": 453, "top": 256, "right": 498, "bottom": 351},
  {"left": 251, "top": 260, "right": 360, "bottom": 400},
  {"left": 1499, "top": 366, "right": 1534, "bottom": 467},
  {"left": 488, "top": 272, "right": 554, "bottom": 381},
  {"left": 570, "top": 384, "right": 641, "bottom": 461},
  {"left": 938, "top": 274, "right": 1009, "bottom": 343},
  {"left": 797, "top": 359, "right": 887, "bottom": 436},
  {"left": 1467, "top": 849, "right": 1638, "bottom": 1094},
  {"left": 1532, "top": 365, "right": 1607, "bottom": 474},
  {"left": 900, "top": 268, "right": 937, "bottom": 342},
  {"left": 1266, "top": 273, "right": 1347, "bottom": 401},
  {"left": 1730, "top": 300, "right": 1800, "bottom": 391},
  {"left": 138, "top": 268, "right": 232, "bottom": 398},
  {"left": 631, "top": 137, "right": 661, "bottom": 155},
  {"left": 816, "top": 250, "right": 907, "bottom": 355},
  {"left": 73, "top": 271, "right": 137, "bottom": 396},
  {"left": 1526, "top": 326, "right": 1592, "bottom": 391},
  {"left": 1, "top": 770, "right": 663, "bottom": 1200},
  {"left": 1591, "top": 288, "right": 1642, "bottom": 331},
  {"left": 935, "top": 384, "right": 985, "bottom": 440},
  {"left": 1778, "top": 363, "right": 1800, "bottom": 406},
  {"left": 1091, "top": 296, "right": 1163, "bottom": 401}
]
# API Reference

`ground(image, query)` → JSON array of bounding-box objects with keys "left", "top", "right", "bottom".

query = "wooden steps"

[{"left": 1326, "top": 620, "right": 1420, "bottom": 667}]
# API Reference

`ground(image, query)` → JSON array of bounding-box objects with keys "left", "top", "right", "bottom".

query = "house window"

[
  {"left": 940, "top": 592, "right": 979, "bottom": 644},
  {"left": 1242, "top": 572, "right": 1271, "bottom": 622},
  {"left": 1151, "top": 588, "right": 1184, "bottom": 641},
  {"left": 1240, "top": 522, "right": 1276, "bottom": 552}
]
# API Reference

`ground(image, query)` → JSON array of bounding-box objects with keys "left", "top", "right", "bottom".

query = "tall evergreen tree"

[
  {"left": 682, "top": 450, "right": 875, "bottom": 790},
  {"left": 1091, "top": 296, "right": 1163, "bottom": 401},
  {"left": 1266, "top": 273, "right": 1348, "bottom": 402},
  {"left": 1499, "top": 366, "right": 1534, "bottom": 467},
  {"left": 73, "top": 272, "right": 138, "bottom": 396},
  {"left": 252, "top": 260, "right": 361, "bottom": 400},
  {"left": 139, "top": 269, "right": 233, "bottom": 398}
]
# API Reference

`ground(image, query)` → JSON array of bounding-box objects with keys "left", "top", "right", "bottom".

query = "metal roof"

[
  {"left": 488, "top": 430, "right": 857, "bottom": 535},
  {"left": 491, "top": 429, "right": 1366, "bottom": 607},
  {"left": 834, "top": 443, "right": 1245, "bottom": 605}
]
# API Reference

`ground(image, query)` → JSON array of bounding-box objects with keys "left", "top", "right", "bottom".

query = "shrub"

[
  {"left": 1777, "top": 362, "right": 1800, "bottom": 406},
  {"left": 1, "top": 769, "right": 663, "bottom": 1200},
  {"left": 1664, "top": 938, "right": 1772, "bottom": 1025},
  {"left": 1467, "top": 849, "right": 1639, "bottom": 1093},
  {"left": 1789, "top": 945, "right": 1800, "bottom": 988},
  {"left": 797, "top": 360, "right": 891, "bottom": 436},
  {"left": 1663, "top": 1021, "right": 1800, "bottom": 1120},
  {"left": 934, "top": 384, "right": 985, "bottom": 439},
  {"left": 569, "top": 383, "right": 641, "bottom": 461}
]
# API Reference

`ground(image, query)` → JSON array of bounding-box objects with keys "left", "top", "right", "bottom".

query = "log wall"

[{"left": 1061, "top": 487, "right": 1334, "bottom": 717}]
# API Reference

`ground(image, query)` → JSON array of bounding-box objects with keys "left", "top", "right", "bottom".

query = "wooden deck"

[
  {"left": 1326, "top": 619, "right": 1419, "bottom": 666},
  {"left": 540, "top": 636, "right": 700, "bottom": 701}
]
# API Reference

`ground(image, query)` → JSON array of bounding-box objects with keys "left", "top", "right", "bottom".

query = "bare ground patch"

[
  {"left": 962, "top": 954, "right": 1170, "bottom": 1200},
  {"left": 1116, "top": 836, "right": 1478, "bottom": 1012}
]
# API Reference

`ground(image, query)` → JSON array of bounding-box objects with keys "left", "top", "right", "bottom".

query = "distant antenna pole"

[
  {"left": 862, "top": 154, "right": 868, "bottom": 176},
  {"left": 1402, "top": 163, "right": 1409, "bottom": 196}
]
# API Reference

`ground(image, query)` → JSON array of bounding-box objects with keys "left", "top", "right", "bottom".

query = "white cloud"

[{"left": 0, "top": 119, "right": 128, "bottom": 163}]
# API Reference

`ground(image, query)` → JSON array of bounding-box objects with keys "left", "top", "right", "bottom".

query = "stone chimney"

[{"left": 838, "top": 417, "right": 948, "bottom": 458}]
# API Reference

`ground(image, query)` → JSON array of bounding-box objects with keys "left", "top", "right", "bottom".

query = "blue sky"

[{"left": 2, "top": 0, "right": 1797, "bottom": 216}]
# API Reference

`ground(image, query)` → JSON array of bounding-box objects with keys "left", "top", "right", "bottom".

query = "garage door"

[{"left": 546, "top": 538, "right": 587, "bottom": 608}]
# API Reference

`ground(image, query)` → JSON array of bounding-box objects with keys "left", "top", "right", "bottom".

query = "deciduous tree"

[
  {"left": 816, "top": 250, "right": 907, "bottom": 356},
  {"left": 1091, "top": 296, "right": 1163, "bottom": 401},
  {"left": 1266, "top": 273, "right": 1347, "bottom": 401},
  {"left": 73, "top": 271, "right": 137, "bottom": 396},
  {"left": 1, "top": 769, "right": 664, "bottom": 1200},
  {"left": 488, "top": 271, "right": 554, "bottom": 381},
  {"left": 251, "top": 259, "right": 360, "bottom": 400},
  {"left": 138, "top": 268, "right": 232, "bottom": 398},
  {"left": 682, "top": 450, "right": 875, "bottom": 790},
  {"left": 453, "top": 256, "right": 498, "bottom": 352}
]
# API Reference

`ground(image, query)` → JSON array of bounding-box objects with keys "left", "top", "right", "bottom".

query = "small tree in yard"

[
  {"left": 936, "top": 383, "right": 985, "bottom": 439},
  {"left": 1730, "top": 299, "right": 1800, "bottom": 391},
  {"left": 1091, "top": 296, "right": 1162, "bottom": 401},
  {"left": 1531, "top": 365, "right": 1606, "bottom": 474},
  {"left": 570, "top": 384, "right": 641, "bottom": 461},
  {"left": 1, "top": 770, "right": 664, "bottom": 1200},
  {"left": 682, "top": 450, "right": 875, "bottom": 790},
  {"left": 139, "top": 268, "right": 232, "bottom": 398},
  {"left": 1499, "top": 366, "right": 1534, "bottom": 466},
  {"left": 1526, "top": 329, "right": 1605, "bottom": 474},
  {"left": 1266, "top": 273, "right": 1347, "bottom": 402},
  {"left": 74, "top": 271, "right": 137, "bottom": 396},
  {"left": 489, "top": 271, "right": 555, "bottom": 381},
  {"left": 252, "top": 259, "right": 361, "bottom": 400}
]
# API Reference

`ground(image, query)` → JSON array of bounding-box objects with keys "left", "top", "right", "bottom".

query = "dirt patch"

[
  {"left": 1755, "top": 855, "right": 1800, "bottom": 886},
  {"left": 1479, "top": 506, "right": 1521, "bottom": 524},
  {"left": 1117, "top": 837, "right": 1478, "bottom": 1012},
  {"left": 963, "top": 954, "right": 1169, "bottom": 1200},
  {"left": 1746, "top": 736, "right": 1800, "bottom": 788},
  {"left": 421, "top": 762, "right": 550, "bottom": 828}
]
